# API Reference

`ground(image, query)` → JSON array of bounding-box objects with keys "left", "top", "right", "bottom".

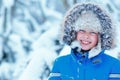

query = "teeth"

[{"left": 82, "top": 40, "right": 89, "bottom": 44}]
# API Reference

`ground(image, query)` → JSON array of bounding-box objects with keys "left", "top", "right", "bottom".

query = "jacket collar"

[{"left": 70, "top": 49, "right": 105, "bottom": 65}]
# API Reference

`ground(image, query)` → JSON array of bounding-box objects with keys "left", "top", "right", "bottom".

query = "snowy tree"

[{"left": 0, "top": 0, "right": 120, "bottom": 80}]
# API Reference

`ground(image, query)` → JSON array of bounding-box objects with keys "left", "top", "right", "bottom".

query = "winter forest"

[{"left": 0, "top": 0, "right": 120, "bottom": 80}]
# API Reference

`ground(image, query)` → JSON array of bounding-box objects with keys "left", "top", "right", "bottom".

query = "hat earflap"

[{"left": 70, "top": 40, "right": 81, "bottom": 52}]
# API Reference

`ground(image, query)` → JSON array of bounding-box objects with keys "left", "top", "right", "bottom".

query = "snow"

[
  {"left": 0, "top": 37, "right": 3, "bottom": 61},
  {"left": 2, "top": 0, "right": 14, "bottom": 8},
  {"left": 17, "top": 25, "right": 62, "bottom": 80}
]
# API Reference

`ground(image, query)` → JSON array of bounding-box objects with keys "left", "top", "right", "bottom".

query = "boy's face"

[{"left": 76, "top": 29, "right": 99, "bottom": 51}]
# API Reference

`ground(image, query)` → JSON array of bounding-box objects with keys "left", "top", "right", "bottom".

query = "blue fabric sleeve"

[
  {"left": 48, "top": 58, "right": 61, "bottom": 80},
  {"left": 109, "top": 60, "right": 120, "bottom": 80}
]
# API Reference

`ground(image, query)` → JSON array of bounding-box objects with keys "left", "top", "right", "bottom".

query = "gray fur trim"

[{"left": 62, "top": 3, "right": 114, "bottom": 50}]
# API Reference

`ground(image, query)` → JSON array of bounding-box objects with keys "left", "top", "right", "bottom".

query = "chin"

[{"left": 81, "top": 48, "right": 91, "bottom": 51}]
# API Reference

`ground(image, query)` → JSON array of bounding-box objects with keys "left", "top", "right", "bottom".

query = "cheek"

[
  {"left": 77, "top": 34, "right": 81, "bottom": 40},
  {"left": 76, "top": 35, "right": 79, "bottom": 40},
  {"left": 92, "top": 36, "right": 98, "bottom": 45},
  {"left": 76, "top": 33, "right": 82, "bottom": 40}
]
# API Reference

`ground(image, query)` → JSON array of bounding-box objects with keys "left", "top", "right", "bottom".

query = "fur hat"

[{"left": 62, "top": 3, "right": 114, "bottom": 58}]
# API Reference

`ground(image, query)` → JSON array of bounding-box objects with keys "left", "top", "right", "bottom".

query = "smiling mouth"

[{"left": 81, "top": 40, "right": 91, "bottom": 45}]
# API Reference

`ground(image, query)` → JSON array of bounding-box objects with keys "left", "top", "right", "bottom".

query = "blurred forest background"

[{"left": 0, "top": 0, "right": 120, "bottom": 80}]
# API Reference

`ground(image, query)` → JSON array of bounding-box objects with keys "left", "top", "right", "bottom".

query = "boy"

[{"left": 48, "top": 3, "right": 120, "bottom": 80}]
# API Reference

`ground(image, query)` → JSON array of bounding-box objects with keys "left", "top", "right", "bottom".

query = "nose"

[{"left": 84, "top": 32, "right": 89, "bottom": 39}]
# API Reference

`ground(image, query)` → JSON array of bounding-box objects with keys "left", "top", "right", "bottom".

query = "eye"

[
  {"left": 90, "top": 32, "right": 98, "bottom": 35},
  {"left": 79, "top": 30, "right": 85, "bottom": 33}
]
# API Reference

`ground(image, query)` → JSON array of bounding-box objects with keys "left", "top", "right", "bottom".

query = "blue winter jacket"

[{"left": 48, "top": 50, "right": 120, "bottom": 80}]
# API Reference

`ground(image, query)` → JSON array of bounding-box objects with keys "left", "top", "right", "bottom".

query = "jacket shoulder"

[
  {"left": 50, "top": 54, "right": 71, "bottom": 75},
  {"left": 104, "top": 53, "right": 120, "bottom": 73},
  {"left": 55, "top": 54, "right": 71, "bottom": 64},
  {"left": 104, "top": 53, "right": 120, "bottom": 63}
]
